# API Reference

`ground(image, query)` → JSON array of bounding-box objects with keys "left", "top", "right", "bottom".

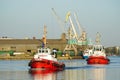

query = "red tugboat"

[
  {"left": 28, "top": 48, "right": 65, "bottom": 71},
  {"left": 28, "top": 26, "right": 65, "bottom": 71},
  {"left": 86, "top": 32, "right": 110, "bottom": 64},
  {"left": 87, "top": 45, "right": 110, "bottom": 64}
]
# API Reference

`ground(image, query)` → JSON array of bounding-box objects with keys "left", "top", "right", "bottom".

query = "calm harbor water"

[{"left": 0, "top": 56, "right": 120, "bottom": 80}]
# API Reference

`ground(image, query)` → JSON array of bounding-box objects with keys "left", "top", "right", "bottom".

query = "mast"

[
  {"left": 42, "top": 25, "right": 47, "bottom": 48},
  {"left": 95, "top": 32, "right": 101, "bottom": 45}
]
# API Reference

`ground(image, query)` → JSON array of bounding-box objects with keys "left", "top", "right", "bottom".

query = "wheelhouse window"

[
  {"left": 39, "top": 50, "right": 42, "bottom": 53},
  {"left": 42, "top": 50, "right": 44, "bottom": 53},
  {"left": 45, "top": 50, "right": 48, "bottom": 53}
]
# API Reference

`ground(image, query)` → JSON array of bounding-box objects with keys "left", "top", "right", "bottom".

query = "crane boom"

[
  {"left": 51, "top": 8, "right": 65, "bottom": 33},
  {"left": 69, "top": 16, "right": 78, "bottom": 40},
  {"left": 74, "top": 12, "right": 83, "bottom": 33},
  {"left": 65, "top": 12, "right": 78, "bottom": 41}
]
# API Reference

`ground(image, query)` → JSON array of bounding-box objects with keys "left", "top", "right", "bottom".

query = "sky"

[{"left": 0, "top": 0, "right": 120, "bottom": 47}]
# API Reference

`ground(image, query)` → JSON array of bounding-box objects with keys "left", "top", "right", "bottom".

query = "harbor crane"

[
  {"left": 65, "top": 12, "right": 87, "bottom": 45},
  {"left": 63, "top": 12, "right": 84, "bottom": 56},
  {"left": 63, "top": 26, "right": 78, "bottom": 56}
]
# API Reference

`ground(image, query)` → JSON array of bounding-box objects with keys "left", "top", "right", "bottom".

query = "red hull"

[
  {"left": 87, "top": 56, "right": 110, "bottom": 64},
  {"left": 28, "top": 58, "right": 65, "bottom": 71}
]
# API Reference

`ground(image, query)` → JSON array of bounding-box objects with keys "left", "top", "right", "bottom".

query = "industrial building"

[{"left": 0, "top": 38, "right": 67, "bottom": 54}]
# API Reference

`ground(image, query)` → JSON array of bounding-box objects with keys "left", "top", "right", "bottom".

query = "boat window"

[
  {"left": 46, "top": 50, "right": 48, "bottom": 53},
  {"left": 42, "top": 50, "right": 44, "bottom": 53},
  {"left": 94, "top": 46, "right": 99, "bottom": 51},
  {"left": 96, "top": 48, "right": 99, "bottom": 51},
  {"left": 39, "top": 50, "right": 41, "bottom": 53}
]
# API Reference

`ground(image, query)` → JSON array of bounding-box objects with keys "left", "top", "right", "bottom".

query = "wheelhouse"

[
  {"left": 93, "top": 45, "right": 104, "bottom": 52},
  {"left": 37, "top": 48, "right": 51, "bottom": 54}
]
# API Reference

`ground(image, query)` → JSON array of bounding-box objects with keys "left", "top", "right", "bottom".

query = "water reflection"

[
  {"left": 64, "top": 59, "right": 111, "bottom": 80},
  {"left": 86, "top": 68, "right": 106, "bottom": 80},
  {"left": 29, "top": 68, "right": 106, "bottom": 80},
  {"left": 92, "top": 68, "right": 105, "bottom": 80},
  {"left": 64, "top": 65, "right": 106, "bottom": 80},
  {"left": 29, "top": 69, "right": 57, "bottom": 80}
]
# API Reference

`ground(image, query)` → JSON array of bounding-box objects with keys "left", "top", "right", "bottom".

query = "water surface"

[{"left": 0, "top": 56, "right": 120, "bottom": 80}]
